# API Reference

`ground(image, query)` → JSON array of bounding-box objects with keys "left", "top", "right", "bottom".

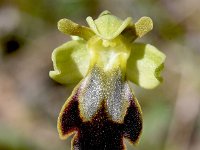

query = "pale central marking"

[{"left": 79, "top": 66, "right": 132, "bottom": 123}]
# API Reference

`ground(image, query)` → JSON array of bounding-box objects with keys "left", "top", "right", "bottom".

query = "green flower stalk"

[{"left": 50, "top": 11, "right": 165, "bottom": 150}]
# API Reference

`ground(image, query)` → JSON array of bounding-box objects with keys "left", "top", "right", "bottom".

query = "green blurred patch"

[
  {"left": 14, "top": 0, "right": 99, "bottom": 23},
  {"left": 159, "top": 21, "right": 185, "bottom": 40},
  {"left": 140, "top": 100, "right": 172, "bottom": 150},
  {"left": 0, "top": 127, "right": 40, "bottom": 150}
]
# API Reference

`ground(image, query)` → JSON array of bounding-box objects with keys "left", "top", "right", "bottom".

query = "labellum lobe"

[{"left": 58, "top": 66, "right": 142, "bottom": 150}]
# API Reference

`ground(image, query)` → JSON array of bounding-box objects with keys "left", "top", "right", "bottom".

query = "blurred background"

[{"left": 0, "top": 0, "right": 200, "bottom": 150}]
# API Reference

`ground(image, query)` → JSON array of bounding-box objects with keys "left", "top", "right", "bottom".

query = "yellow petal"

[
  {"left": 126, "top": 43, "right": 166, "bottom": 89},
  {"left": 49, "top": 40, "right": 90, "bottom": 84}
]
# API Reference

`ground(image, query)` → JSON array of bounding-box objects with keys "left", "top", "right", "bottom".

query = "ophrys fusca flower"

[{"left": 50, "top": 11, "right": 166, "bottom": 150}]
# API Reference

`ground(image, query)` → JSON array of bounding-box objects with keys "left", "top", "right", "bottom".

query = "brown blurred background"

[{"left": 0, "top": 0, "right": 200, "bottom": 150}]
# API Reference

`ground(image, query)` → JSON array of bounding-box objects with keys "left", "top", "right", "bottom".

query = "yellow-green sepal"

[
  {"left": 126, "top": 43, "right": 166, "bottom": 89},
  {"left": 86, "top": 11, "right": 132, "bottom": 40},
  {"left": 49, "top": 40, "right": 90, "bottom": 84},
  {"left": 58, "top": 18, "right": 95, "bottom": 40}
]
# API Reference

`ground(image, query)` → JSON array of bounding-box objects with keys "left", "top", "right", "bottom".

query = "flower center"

[{"left": 87, "top": 35, "right": 131, "bottom": 75}]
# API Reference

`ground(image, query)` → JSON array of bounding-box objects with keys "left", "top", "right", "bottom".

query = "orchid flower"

[{"left": 49, "top": 11, "right": 166, "bottom": 150}]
